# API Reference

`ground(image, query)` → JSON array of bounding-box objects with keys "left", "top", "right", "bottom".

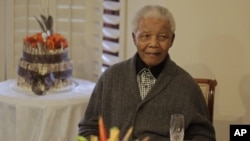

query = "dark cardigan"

[{"left": 78, "top": 54, "right": 216, "bottom": 141}]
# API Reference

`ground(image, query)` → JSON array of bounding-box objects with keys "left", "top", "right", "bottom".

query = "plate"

[{"left": 10, "top": 80, "right": 78, "bottom": 95}]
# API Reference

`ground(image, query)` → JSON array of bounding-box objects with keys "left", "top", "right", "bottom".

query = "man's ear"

[
  {"left": 132, "top": 32, "right": 137, "bottom": 44},
  {"left": 132, "top": 32, "right": 135, "bottom": 42},
  {"left": 170, "top": 33, "right": 175, "bottom": 47}
]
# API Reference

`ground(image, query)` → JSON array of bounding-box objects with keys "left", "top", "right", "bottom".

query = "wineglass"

[{"left": 170, "top": 114, "right": 184, "bottom": 141}]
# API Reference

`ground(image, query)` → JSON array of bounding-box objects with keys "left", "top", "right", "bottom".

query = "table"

[{"left": 0, "top": 78, "right": 95, "bottom": 141}]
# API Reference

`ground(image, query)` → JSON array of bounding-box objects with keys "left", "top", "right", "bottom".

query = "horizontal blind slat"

[
  {"left": 102, "top": 40, "right": 119, "bottom": 53},
  {"left": 102, "top": 53, "right": 119, "bottom": 66},
  {"left": 103, "top": 14, "right": 120, "bottom": 25},
  {"left": 103, "top": 1, "right": 120, "bottom": 11},
  {"left": 103, "top": 27, "right": 120, "bottom": 39}
]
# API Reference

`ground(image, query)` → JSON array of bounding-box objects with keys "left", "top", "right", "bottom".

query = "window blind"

[{"left": 102, "top": 0, "right": 122, "bottom": 73}]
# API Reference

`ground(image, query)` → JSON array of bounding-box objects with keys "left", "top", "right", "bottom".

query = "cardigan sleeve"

[{"left": 78, "top": 74, "right": 105, "bottom": 137}]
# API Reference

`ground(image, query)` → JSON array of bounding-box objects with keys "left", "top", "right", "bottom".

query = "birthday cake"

[{"left": 17, "top": 15, "right": 73, "bottom": 95}]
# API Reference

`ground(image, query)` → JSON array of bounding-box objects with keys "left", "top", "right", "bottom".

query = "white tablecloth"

[{"left": 0, "top": 78, "right": 95, "bottom": 141}]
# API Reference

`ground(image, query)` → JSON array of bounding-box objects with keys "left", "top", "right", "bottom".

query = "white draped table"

[{"left": 0, "top": 78, "right": 95, "bottom": 141}]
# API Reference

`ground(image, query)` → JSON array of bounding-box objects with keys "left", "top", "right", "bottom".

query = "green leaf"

[
  {"left": 35, "top": 16, "right": 46, "bottom": 32},
  {"left": 46, "top": 15, "right": 53, "bottom": 34},
  {"left": 77, "top": 136, "right": 88, "bottom": 141},
  {"left": 40, "top": 14, "right": 47, "bottom": 24}
]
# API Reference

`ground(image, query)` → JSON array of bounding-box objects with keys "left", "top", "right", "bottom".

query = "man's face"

[{"left": 132, "top": 17, "right": 174, "bottom": 67}]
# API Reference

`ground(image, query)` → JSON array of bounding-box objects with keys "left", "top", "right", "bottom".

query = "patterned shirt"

[
  {"left": 136, "top": 54, "right": 168, "bottom": 100},
  {"left": 137, "top": 68, "right": 156, "bottom": 99}
]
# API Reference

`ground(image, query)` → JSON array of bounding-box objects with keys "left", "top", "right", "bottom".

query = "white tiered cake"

[{"left": 17, "top": 15, "right": 73, "bottom": 95}]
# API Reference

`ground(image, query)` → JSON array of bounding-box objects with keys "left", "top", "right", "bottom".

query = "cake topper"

[{"left": 35, "top": 14, "right": 53, "bottom": 41}]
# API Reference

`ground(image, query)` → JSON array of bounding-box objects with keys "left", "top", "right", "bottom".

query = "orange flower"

[
  {"left": 24, "top": 32, "right": 68, "bottom": 50},
  {"left": 99, "top": 116, "right": 108, "bottom": 141},
  {"left": 46, "top": 38, "right": 55, "bottom": 50}
]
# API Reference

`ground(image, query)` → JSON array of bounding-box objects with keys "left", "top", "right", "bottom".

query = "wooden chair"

[{"left": 194, "top": 78, "right": 217, "bottom": 123}]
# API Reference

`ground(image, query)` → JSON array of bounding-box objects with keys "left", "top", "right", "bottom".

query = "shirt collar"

[{"left": 136, "top": 53, "right": 168, "bottom": 78}]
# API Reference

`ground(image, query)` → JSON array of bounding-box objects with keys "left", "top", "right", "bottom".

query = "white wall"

[{"left": 125, "top": 0, "right": 250, "bottom": 140}]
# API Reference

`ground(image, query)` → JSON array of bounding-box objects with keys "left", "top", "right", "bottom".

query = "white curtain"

[
  {"left": 1, "top": 0, "right": 103, "bottom": 82},
  {"left": 0, "top": 0, "right": 127, "bottom": 82}
]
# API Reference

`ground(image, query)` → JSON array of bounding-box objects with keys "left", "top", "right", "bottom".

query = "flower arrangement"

[
  {"left": 24, "top": 32, "right": 68, "bottom": 50},
  {"left": 24, "top": 14, "right": 68, "bottom": 50},
  {"left": 77, "top": 116, "right": 149, "bottom": 141}
]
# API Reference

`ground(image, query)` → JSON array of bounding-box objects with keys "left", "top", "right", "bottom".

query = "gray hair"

[{"left": 131, "top": 5, "right": 176, "bottom": 33}]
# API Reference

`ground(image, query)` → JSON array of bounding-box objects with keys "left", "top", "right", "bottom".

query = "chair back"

[{"left": 194, "top": 78, "right": 217, "bottom": 123}]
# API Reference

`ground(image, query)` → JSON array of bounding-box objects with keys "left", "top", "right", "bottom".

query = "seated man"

[{"left": 78, "top": 4, "right": 216, "bottom": 141}]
